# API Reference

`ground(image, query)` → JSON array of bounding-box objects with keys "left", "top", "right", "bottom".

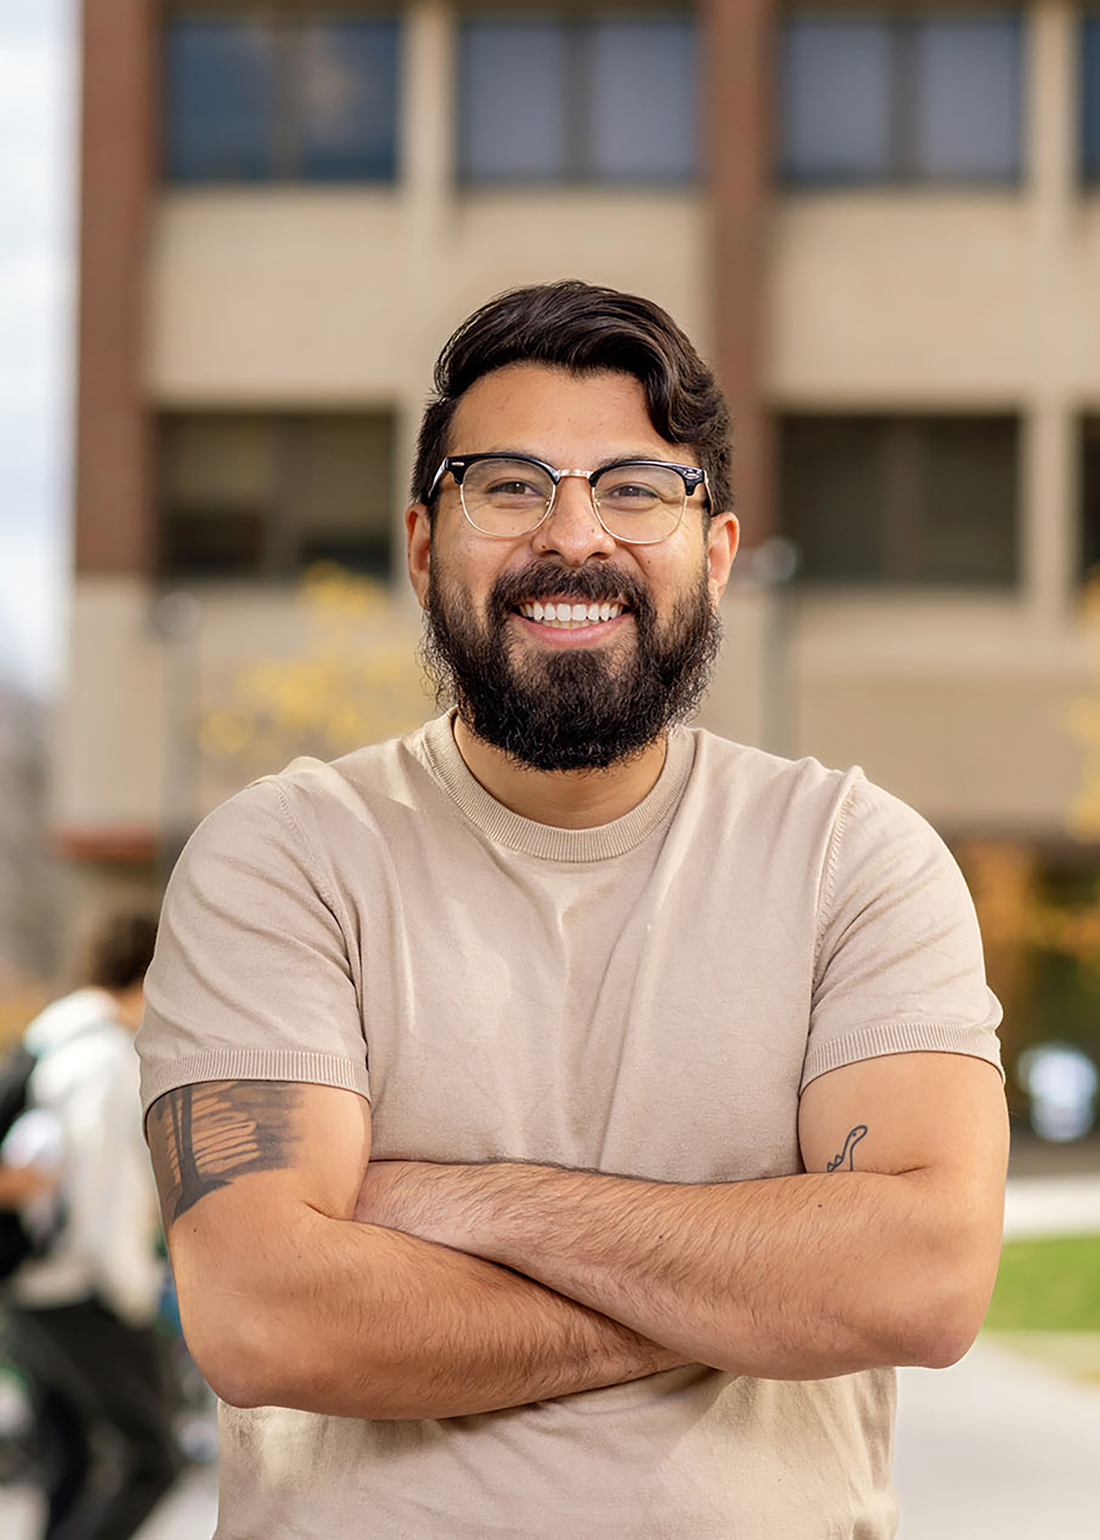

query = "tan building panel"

[
  {"left": 146, "top": 189, "right": 705, "bottom": 404},
  {"left": 768, "top": 198, "right": 1030, "bottom": 400},
  {"left": 146, "top": 192, "right": 411, "bottom": 402},
  {"left": 53, "top": 578, "right": 167, "bottom": 831},
  {"left": 793, "top": 651, "right": 1091, "bottom": 834}
]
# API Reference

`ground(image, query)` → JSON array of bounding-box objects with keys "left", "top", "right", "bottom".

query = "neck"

[{"left": 452, "top": 715, "right": 668, "bottom": 828}]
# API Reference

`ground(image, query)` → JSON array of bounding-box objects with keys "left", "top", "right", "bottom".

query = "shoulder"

[
  {"left": 685, "top": 728, "right": 941, "bottom": 835},
  {"left": 680, "top": 731, "right": 962, "bottom": 920},
  {"left": 177, "top": 718, "right": 440, "bottom": 878},
  {"left": 823, "top": 772, "right": 958, "bottom": 899},
  {"left": 682, "top": 727, "right": 862, "bottom": 836}
]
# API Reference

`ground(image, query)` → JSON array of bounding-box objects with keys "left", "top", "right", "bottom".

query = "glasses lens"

[
  {"left": 593, "top": 463, "right": 686, "bottom": 542},
  {"left": 461, "top": 457, "right": 554, "bottom": 534}
]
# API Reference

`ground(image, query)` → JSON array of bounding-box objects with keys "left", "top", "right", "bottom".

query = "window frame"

[
  {"left": 779, "top": 411, "right": 1022, "bottom": 591},
  {"left": 455, "top": 9, "right": 700, "bottom": 188},
  {"left": 1080, "top": 415, "right": 1100, "bottom": 581},
  {"left": 777, "top": 8, "right": 1026, "bottom": 190},
  {"left": 162, "top": 7, "right": 402, "bottom": 186},
  {"left": 1082, "top": 13, "right": 1100, "bottom": 184},
  {"left": 157, "top": 410, "right": 398, "bottom": 586}
]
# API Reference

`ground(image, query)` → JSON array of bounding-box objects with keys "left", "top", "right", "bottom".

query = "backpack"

[
  {"left": 0, "top": 1019, "right": 116, "bottom": 1282},
  {"left": 0, "top": 1043, "right": 42, "bottom": 1279}
]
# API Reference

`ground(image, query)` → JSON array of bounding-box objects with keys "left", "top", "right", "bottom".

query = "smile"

[{"left": 516, "top": 599, "right": 626, "bottom": 629}]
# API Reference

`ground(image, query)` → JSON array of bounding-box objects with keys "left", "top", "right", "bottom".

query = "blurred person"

[
  {"left": 1018, "top": 1042, "right": 1099, "bottom": 1141},
  {"left": 3, "top": 907, "right": 180, "bottom": 1540},
  {"left": 139, "top": 281, "right": 1008, "bottom": 1538}
]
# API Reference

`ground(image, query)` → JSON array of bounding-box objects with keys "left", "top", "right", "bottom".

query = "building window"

[
  {"left": 780, "top": 415, "right": 1019, "bottom": 586},
  {"left": 458, "top": 14, "right": 698, "bottom": 183},
  {"left": 164, "top": 12, "right": 399, "bottom": 182},
  {"left": 159, "top": 413, "right": 395, "bottom": 581},
  {"left": 1084, "top": 17, "right": 1100, "bottom": 181},
  {"left": 1082, "top": 418, "right": 1100, "bottom": 577},
  {"left": 779, "top": 12, "right": 1023, "bottom": 185}
]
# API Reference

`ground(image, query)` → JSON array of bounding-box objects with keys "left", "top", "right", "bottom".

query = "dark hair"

[
  {"left": 74, "top": 906, "right": 160, "bottom": 992},
  {"left": 413, "top": 280, "right": 733, "bottom": 518}
]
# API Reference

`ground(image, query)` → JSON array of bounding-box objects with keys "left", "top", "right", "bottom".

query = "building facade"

[{"left": 57, "top": 0, "right": 1100, "bottom": 907}]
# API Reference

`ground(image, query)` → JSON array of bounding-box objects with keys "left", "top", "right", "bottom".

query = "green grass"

[{"left": 985, "top": 1234, "right": 1100, "bottom": 1333}]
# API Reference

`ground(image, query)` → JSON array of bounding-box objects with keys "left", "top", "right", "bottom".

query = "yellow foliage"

[{"left": 199, "top": 565, "right": 429, "bottom": 774}]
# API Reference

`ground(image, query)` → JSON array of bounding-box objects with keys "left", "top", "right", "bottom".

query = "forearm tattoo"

[
  {"left": 826, "top": 1125, "right": 868, "bottom": 1172},
  {"left": 149, "top": 1080, "right": 303, "bottom": 1225}
]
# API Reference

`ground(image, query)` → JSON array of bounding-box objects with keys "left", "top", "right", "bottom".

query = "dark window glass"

[
  {"left": 459, "top": 14, "right": 697, "bottom": 183},
  {"left": 460, "top": 22, "right": 569, "bottom": 181},
  {"left": 780, "top": 12, "right": 1022, "bottom": 185},
  {"left": 298, "top": 21, "right": 399, "bottom": 180},
  {"left": 780, "top": 19, "right": 892, "bottom": 184},
  {"left": 913, "top": 18, "right": 1021, "bottom": 180},
  {"left": 1082, "top": 418, "right": 1100, "bottom": 576},
  {"left": 165, "top": 12, "right": 399, "bottom": 183},
  {"left": 1083, "top": 17, "right": 1100, "bottom": 180},
  {"left": 781, "top": 415, "right": 1019, "bottom": 587},
  {"left": 159, "top": 414, "right": 395, "bottom": 582},
  {"left": 589, "top": 19, "right": 698, "bottom": 180},
  {"left": 165, "top": 20, "right": 277, "bottom": 181}
]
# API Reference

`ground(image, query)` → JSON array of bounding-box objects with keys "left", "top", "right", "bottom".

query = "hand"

[{"left": 0, "top": 1161, "right": 60, "bottom": 1208}]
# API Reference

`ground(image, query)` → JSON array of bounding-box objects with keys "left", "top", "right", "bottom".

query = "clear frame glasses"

[{"left": 428, "top": 452, "right": 710, "bottom": 545}]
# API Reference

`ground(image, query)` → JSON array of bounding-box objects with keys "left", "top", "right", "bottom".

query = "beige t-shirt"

[{"left": 140, "top": 713, "right": 1002, "bottom": 1540}]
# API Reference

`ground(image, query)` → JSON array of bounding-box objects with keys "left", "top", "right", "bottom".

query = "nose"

[{"left": 531, "top": 474, "right": 617, "bottom": 565}]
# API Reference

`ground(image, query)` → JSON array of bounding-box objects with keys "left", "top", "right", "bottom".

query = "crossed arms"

[{"left": 147, "top": 1050, "right": 1007, "bottom": 1419}]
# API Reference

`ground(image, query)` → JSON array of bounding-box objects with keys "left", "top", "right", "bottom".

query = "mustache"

[{"left": 488, "top": 561, "right": 650, "bottom": 618}]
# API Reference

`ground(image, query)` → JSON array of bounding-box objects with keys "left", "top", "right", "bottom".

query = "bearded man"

[{"left": 138, "top": 281, "right": 1007, "bottom": 1539}]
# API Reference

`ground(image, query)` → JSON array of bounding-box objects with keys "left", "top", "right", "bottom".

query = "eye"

[
  {"left": 486, "top": 478, "right": 544, "bottom": 498},
  {"left": 596, "top": 466, "right": 682, "bottom": 510},
  {"left": 605, "top": 481, "right": 657, "bottom": 501}
]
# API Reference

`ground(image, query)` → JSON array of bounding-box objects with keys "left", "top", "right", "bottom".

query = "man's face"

[{"left": 407, "top": 364, "right": 739, "bottom": 772}]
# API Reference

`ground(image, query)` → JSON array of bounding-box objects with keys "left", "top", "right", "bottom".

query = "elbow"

[
  {"left": 897, "top": 1275, "right": 989, "bottom": 1371},
  {"left": 909, "top": 1320, "right": 977, "bottom": 1371},
  {"left": 179, "top": 1296, "right": 290, "bottom": 1410},
  {"left": 201, "top": 1350, "right": 271, "bottom": 1412}
]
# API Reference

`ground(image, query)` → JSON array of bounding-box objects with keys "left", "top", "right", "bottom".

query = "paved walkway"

[
  {"left": 1003, "top": 1171, "right": 1100, "bottom": 1239},
  {"left": 895, "top": 1338, "right": 1100, "bottom": 1538}
]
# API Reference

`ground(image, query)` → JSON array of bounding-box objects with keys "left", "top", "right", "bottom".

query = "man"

[
  {"left": 5, "top": 906, "right": 180, "bottom": 1539},
  {"left": 139, "top": 281, "right": 1007, "bottom": 1538}
]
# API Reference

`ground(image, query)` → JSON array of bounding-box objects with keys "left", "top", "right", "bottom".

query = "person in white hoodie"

[{"left": 3, "top": 908, "right": 180, "bottom": 1540}]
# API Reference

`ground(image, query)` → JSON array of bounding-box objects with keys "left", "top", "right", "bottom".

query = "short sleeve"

[
  {"left": 802, "top": 775, "right": 1003, "bottom": 1093},
  {"left": 138, "top": 776, "right": 369, "bottom": 1119}
]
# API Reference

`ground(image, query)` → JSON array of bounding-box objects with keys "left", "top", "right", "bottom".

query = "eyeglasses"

[{"left": 427, "top": 452, "right": 710, "bottom": 546}]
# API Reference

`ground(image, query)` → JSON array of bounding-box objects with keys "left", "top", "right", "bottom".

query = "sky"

[{"left": 0, "top": 0, "right": 76, "bottom": 698}]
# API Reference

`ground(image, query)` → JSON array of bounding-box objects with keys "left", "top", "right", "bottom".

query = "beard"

[{"left": 420, "top": 554, "right": 722, "bottom": 772}]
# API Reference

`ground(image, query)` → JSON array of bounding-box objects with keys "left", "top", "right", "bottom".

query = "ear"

[
  {"left": 406, "top": 503, "right": 432, "bottom": 609},
  {"left": 706, "top": 512, "right": 739, "bottom": 606}
]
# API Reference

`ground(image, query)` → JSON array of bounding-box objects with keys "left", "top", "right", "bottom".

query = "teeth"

[{"left": 518, "top": 600, "right": 624, "bottom": 628}]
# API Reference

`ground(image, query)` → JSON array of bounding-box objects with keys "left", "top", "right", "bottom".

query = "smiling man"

[{"left": 138, "top": 281, "right": 1007, "bottom": 1539}]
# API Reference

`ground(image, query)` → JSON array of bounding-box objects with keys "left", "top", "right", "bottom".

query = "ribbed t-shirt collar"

[{"left": 420, "top": 710, "right": 695, "bottom": 862}]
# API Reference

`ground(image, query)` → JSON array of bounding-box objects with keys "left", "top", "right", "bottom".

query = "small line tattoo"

[
  {"left": 826, "top": 1125, "right": 868, "bottom": 1172},
  {"left": 149, "top": 1080, "right": 303, "bottom": 1225}
]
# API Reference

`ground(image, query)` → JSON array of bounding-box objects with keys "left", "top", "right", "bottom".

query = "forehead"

[{"left": 448, "top": 364, "right": 688, "bottom": 464}]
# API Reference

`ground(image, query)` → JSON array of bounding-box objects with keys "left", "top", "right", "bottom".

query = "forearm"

[
  {"left": 175, "top": 1204, "right": 683, "bottom": 1419},
  {"left": 358, "top": 1162, "right": 997, "bottom": 1380}
]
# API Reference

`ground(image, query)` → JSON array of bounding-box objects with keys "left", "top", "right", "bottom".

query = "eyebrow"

[{"left": 473, "top": 448, "right": 700, "bottom": 472}]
